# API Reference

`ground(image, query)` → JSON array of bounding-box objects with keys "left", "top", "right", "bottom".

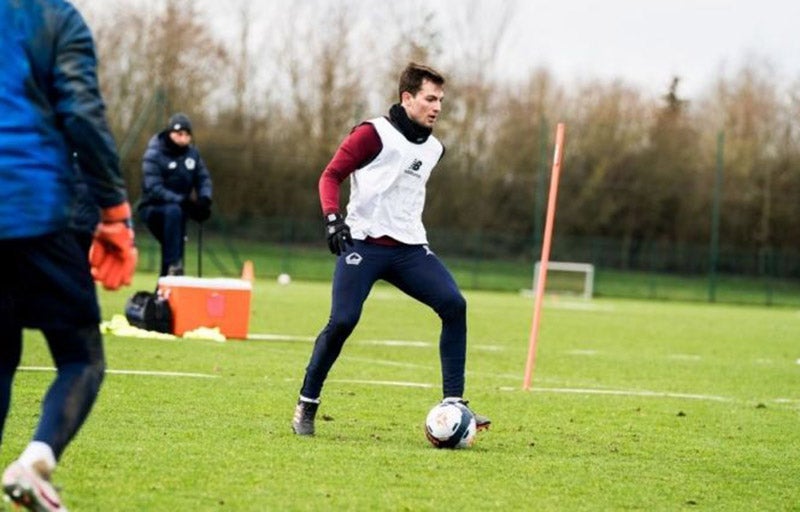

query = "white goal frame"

[{"left": 532, "top": 261, "right": 595, "bottom": 300}]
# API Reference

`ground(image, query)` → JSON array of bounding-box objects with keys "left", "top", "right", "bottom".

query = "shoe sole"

[
  {"left": 3, "top": 468, "right": 65, "bottom": 512},
  {"left": 4, "top": 483, "right": 60, "bottom": 512}
]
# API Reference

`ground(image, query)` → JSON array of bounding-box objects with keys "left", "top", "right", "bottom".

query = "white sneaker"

[{"left": 2, "top": 461, "right": 67, "bottom": 511}]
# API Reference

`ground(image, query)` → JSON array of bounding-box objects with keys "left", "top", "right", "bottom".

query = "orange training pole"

[{"left": 523, "top": 122, "right": 566, "bottom": 391}]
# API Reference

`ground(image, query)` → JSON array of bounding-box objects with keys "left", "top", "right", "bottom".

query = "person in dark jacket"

[
  {"left": 138, "top": 113, "right": 213, "bottom": 276},
  {"left": 0, "top": 1, "right": 137, "bottom": 509}
]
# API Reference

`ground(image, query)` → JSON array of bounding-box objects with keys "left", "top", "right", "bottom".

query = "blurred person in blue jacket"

[
  {"left": 137, "top": 113, "right": 213, "bottom": 276},
  {"left": 0, "top": 0, "right": 137, "bottom": 510}
]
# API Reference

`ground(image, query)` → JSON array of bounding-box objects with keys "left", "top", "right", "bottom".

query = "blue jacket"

[
  {"left": 138, "top": 132, "right": 212, "bottom": 208},
  {"left": 0, "top": 0, "right": 126, "bottom": 239}
]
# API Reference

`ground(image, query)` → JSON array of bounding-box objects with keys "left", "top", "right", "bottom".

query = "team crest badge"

[
  {"left": 185, "top": 158, "right": 196, "bottom": 170},
  {"left": 345, "top": 253, "right": 362, "bottom": 265}
]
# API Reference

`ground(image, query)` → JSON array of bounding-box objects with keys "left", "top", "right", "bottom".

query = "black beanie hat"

[{"left": 167, "top": 113, "right": 192, "bottom": 134}]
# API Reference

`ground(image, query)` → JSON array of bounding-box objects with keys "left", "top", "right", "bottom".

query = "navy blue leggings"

[
  {"left": 0, "top": 325, "right": 105, "bottom": 460},
  {"left": 300, "top": 241, "right": 467, "bottom": 399}
]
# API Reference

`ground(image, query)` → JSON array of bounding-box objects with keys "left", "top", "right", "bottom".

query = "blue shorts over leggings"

[{"left": 300, "top": 240, "right": 467, "bottom": 400}]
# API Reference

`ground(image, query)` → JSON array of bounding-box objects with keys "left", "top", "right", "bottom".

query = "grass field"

[
  {"left": 135, "top": 232, "right": 800, "bottom": 307},
  {"left": 3, "top": 272, "right": 800, "bottom": 511}
]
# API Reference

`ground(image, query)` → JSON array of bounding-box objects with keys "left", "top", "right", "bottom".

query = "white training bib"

[{"left": 346, "top": 117, "right": 443, "bottom": 244}]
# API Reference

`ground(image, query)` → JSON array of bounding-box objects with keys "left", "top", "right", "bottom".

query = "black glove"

[
  {"left": 193, "top": 196, "right": 212, "bottom": 222},
  {"left": 179, "top": 197, "right": 193, "bottom": 213},
  {"left": 181, "top": 197, "right": 212, "bottom": 222},
  {"left": 325, "top": 212, "right": 352, "bottom": 255}
]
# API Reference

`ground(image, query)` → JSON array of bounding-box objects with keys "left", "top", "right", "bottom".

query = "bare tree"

[
  {"left": 440, "top": 0, "right": 517, "bottom": 177},
  {"left": 75, "top": 0, "right": 800, "bottom": 264},
  {"left": 702, "top": 58, "right": 784, "bottom": 249}
]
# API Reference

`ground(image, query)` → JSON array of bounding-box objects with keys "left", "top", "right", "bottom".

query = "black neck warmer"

[
  {"left": 161, "top": 131, "right": 189, "bottom": 155},
  {"left": 388, "top": 103, "right": 432, "bottom": 144}
]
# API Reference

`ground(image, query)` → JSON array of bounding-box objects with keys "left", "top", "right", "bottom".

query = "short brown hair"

[{"left": 398, "top": 62, "right": 445, "bottom": 101}]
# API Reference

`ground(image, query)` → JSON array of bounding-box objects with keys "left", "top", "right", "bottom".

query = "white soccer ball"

[
  {"left": 277, "top": 273, "right": 291, "bottom": 285},
  {"left": 424, "top": 401, "right": 477, "bottom": 449}
]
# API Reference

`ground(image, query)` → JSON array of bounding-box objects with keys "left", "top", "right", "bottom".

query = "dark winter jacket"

[
  {"left": 69, "top": 156, "right": 101, "bottom": 237},
  {"left": 0, "top": 0, "right": 127, "bottom": 239},
  {"left": 138, "top": 131, "right": 213, "bottom": 209}
]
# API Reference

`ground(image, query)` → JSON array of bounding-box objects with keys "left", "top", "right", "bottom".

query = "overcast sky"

[
  {"left": 182, "top": 0, "right": 800, "bottom": 99},
  {"left": 500, "top": 0, "right": 800, "bottom": 97}
]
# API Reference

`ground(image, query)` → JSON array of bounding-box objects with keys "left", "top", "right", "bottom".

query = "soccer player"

[
  {"left": 292, "top": 62, "right": 491, "bottom": 436},
  {"left": 0, "top": 1, "right": 137, "bottom": 509},
  {"left": 138, "top": 113, "right": 213, "bottom": 276}
]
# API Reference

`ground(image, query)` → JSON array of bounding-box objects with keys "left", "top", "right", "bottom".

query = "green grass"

[
  {"left": 136, "top": 232, "right": 800, "bottom": 307},
  {"left": 3, "top": 273, "right": 799, "bottom": 510}
]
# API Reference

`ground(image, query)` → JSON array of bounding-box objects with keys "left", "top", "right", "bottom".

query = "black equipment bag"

[{"left": 124, "top": 291, "right": 173, "bottom": 333}]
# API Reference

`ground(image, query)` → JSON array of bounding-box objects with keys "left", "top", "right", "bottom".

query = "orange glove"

[{"left": 89, "top": 202, "right": 138, "bottom": 290}]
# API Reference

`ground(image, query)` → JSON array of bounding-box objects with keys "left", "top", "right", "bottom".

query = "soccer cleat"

[
  {"left": 2, "top": 461, "right": 67, "bottom": 511},
  {"left": 292, "top": 400, "right": 319, "bottom": 436},
  {"left": 445, "top": 399, "right": 491, "bottom": 431},
  {"left": 472, "top": 410, "right": 492, "bottom": 431}
]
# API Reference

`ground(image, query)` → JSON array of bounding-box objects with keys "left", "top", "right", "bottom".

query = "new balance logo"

[{"left": 403, "top": 159, "right": 423, "bottom": 178}]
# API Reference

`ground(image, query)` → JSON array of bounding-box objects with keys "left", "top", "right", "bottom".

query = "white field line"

[
  {"left": 353, "top": 339, "right": 505, "bottom": 352},
  {"left": 311, "top": 373, "right": 729, "bottom": 403},
  {"left": 18, "top": 366, "right": 218, "bottom": 379},
  {"left": 667, "top": 354, "right": 703, "bottom": 361},
  {"left": 327, "top": 378, "right": 433, "bottom": 389},
  {"left": 247, "top": 332, "right": 504, "bottom": 351},
  {"left": 298, "top": 352, "right": 799, "bottom": 408},
  {"left": 566, "top": 349, "right": 600, "bottom": 356},
  {"left": 247, "top": 333, "right": 434, "bottom": 347},
  {"left": 299, "top": 375, "right": 741, "bottom": 404},
  {"left": 247, "top": 333, "right": 315, "bottom": 342},
  {"left": 310, "top": 352, "right": 795, "bottom": 406},
  {"left": 503, "top": 386, "right": 733, "bottom": 402},
  {"left": 359, "top": 340, "right": 432, "bottom": 347},
  {"left": 340, "top": 356, "right": 430, "bottom": 369},
  {"left": 514, "top": 386, "right": 799, "bottom": 408},
  {"left": 327, "top": 376, "right": 798, "bottom": 408},
  {"left": 774, "top": 398, "right": 800, "bottom": 405}
]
